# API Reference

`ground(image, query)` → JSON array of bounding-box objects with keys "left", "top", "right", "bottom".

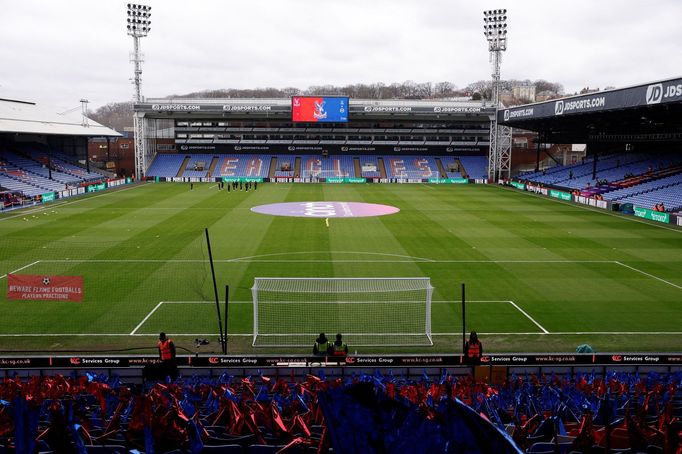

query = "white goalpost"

[{"left": 251, "top": 277, "right": 434, "bottom": 347}]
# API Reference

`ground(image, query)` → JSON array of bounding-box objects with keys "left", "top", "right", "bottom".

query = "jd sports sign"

[
  {"left": 554, "top": 101, "right": 564, "bottom": 115},
  {"left": 555, "top": 96, "right": 605, "bottom": 115},
  {"left": 645, "top": 83, "right": 682, "bottom": 105},
  {"left": 499, "top": 76, "right": 682, "bottom": 123}
]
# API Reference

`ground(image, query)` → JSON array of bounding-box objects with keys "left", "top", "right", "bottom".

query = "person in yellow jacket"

[{"left": 313, "top": 333, "right": 331, "bottom": 356}]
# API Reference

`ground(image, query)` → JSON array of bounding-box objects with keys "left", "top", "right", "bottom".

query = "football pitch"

[{"left": 0, "top": 182, "right": 681, "bottom": 355}]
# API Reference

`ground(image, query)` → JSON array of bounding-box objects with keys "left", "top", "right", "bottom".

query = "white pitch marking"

[
  {"left": 130, "top": 301, "right": 164, "bottom": 335},
  {"left": 615, "top": 261, "right": 682, "bottom": 291},
  {"left": 34, "top": 258, "right": 616, "bottom": 264},
  {"left": 222, "top": 251, "right": 437, "bottom": 263},
  {"left": 166, "top": 300, "right": 512, "bottom": 305},
  {"left": 0, "top": 331, "right": 680, "bottom": 337},
  {"left": 432, "top": 331, "right": 682, "bottom": 336},
  {"left": 0, "top": 260, "right": 41, "bottom": 280},
  {"left": 0, "top": 183, "right": 148, "bottom": 222},
  {"left": 508, "top": 300, "right": 549, "bottom": 334}
]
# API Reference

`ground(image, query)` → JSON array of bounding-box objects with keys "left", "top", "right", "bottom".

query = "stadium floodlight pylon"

[
  {"left": 251, "top": 277, "right": 434, "bottom": 347},
  {"left": 484, "top": 9, "right": 512, "bottom": 182},
  {"left": 127, "top": 3, "right": 152, "bottom": 181}
]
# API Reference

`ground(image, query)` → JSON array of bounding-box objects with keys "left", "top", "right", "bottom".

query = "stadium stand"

[
  {"left": 358, "top": 155, "right": 381, "bottom": 178},
  {"left": 182, "top": 154, "right": 213, "bottom": 178},
  {"left": 0, "top": 157, "right": 65, "bottom": 194},
  {"left": 2, "top": 151, "right": 77, "bottom": 185},
  {"left": 606, "top": 173, "right": 682, "bottom": 211},
  {"left": 0, "top": 173, "right": 46, "bottom": 197},
  {"left": 439, "top": 156, "right": 464, "bottom": 178},
  {"left": 458, "top": 155, "right": 488, "bottom": 179},
  {"left": 0, "top": 143, "right": 111, "bottom": 198},
  {"left": 298, "top": 155, "right": 354, "bottom": 179},
  {"left": 0, "top": 370, "right": 679, "bottom": 453},
  {"left": 272, "top": 156, "right": 295, "bottom": 178},
  {"left": 383, "top": 156, "right": 440, "bottom": 179},
  {"left": 145, "top": 154, "right": 491, "bottom": 182},
  {"left": 145, "top": 154, "right": 188, "bottom": 178},
  {"left": 519, "top": 154, "right": 682, "bottom": 211},
  {"left": 215, "top": 156, "right": 269, "bottom": 178},
  {"left": 29, "top": 151, "right": 105, "bottom": 182}
]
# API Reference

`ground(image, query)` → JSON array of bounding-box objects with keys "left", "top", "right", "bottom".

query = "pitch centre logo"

[
  {"left": 251, "top": 202, "right": 400, "bottom": 218},
  {"left": 554, "top": 100, "right": 564, "bottom": 115}
]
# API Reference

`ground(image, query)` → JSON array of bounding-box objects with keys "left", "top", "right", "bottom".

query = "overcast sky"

[{"left": 1, "top": 0, "right": 680, "bottom": 110}]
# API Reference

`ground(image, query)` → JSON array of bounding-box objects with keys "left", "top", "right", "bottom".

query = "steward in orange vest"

[
  {"left": 156, "top": 332, "right": 178, "bottom": 380},
  {"left": 464, "top": 331, "right": 482, "bottom": 365}
]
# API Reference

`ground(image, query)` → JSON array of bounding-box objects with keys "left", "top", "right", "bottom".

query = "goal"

[{"left": 251, "top": 277, "right": 433, "bottom": 347}]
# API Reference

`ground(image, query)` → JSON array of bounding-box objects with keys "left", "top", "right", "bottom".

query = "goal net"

[{"left": 251, "top": 277, "right": 433, "bottom": 347}]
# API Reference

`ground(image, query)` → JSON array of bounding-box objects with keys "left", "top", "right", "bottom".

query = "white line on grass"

[
  {"left": 219, "top": 259, "right": 616, "bottom": 263},
  {"left": 224, "top": 251, "right": 438, "bottom": 263},
  {"left": 35, "top": 258, "right": 616, "bottom": 264},
  {"left": 433, "top": 331, "right": 682, "bottom": 336},
  {"left": 159, "top": 300, "right": 512, "bottom": 305},
  {"left": 130, "top": 301, "right": 164, "bottom": 335},
  {"left": 508, "top": 300, "right": 549, "bottom": 334},
  {"left": 0, "top": 260, "right": 41, "bottom": 280},
  {"left": 614, "top": 261, "right": 682, "bottom": 291},
  {"left": 0, "top": 183, "right": 148, "bottom": 222},
  {"left": 0, "top": 331, "right": 680, "bottom": 337}
]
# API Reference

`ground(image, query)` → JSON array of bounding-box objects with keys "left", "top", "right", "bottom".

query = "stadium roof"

[
  {"left": 0, "top": 98, "right": 121, "bottom": 137},
  {"left": 136, "top": 98, "right": 494, "bottom": 120},
  {"left": 498, "top": 76, "right": 682, "bottom": 144}
]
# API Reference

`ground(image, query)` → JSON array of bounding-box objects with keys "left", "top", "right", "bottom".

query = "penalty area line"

[
  {"left": 130, "top": 301, "right": 164, "bottom": 335},
  {"left": 614, "top": 261, "right": 682, "bottom": 291},
  {"left": 0, "top": 260, "right": 41, "bottom": 280},
  {"left": 508, "top": 300, "right": 549, "bottom": 334}
]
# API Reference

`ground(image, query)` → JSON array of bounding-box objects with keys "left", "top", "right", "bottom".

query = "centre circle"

[{"left": 250, "top": 201, "right": 400, "bottom": 218}]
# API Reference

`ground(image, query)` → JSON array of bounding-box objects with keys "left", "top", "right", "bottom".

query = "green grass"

[{"left": 0, "top": 182, "right": 681, "bottom": 355}]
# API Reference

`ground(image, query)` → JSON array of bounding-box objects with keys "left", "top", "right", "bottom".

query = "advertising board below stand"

[
  {"left": 633, "top": 206, "right": 670, "bottom": 223},
  {"left": 427, "top": 178, "right": 468, "bottom": 184},
  {"left": 549, "top": 189, "right": 572, "bottom": 201},
  {"left": 222, "top": 177, "right": 263, "bottom": 183},
  {"left": 1, "top": 354, "right": 681, "bottom": 370},
  {"left": 325, "top": 178, "right": 366, "bottom": 183}
]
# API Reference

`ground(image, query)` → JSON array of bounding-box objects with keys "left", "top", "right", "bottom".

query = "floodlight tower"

[
  {"left": 484, "top": 9, "right": 512, "bottom": 181},
  {"left": 127, "top": 3, "right": 151, "bottom": 180}
]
